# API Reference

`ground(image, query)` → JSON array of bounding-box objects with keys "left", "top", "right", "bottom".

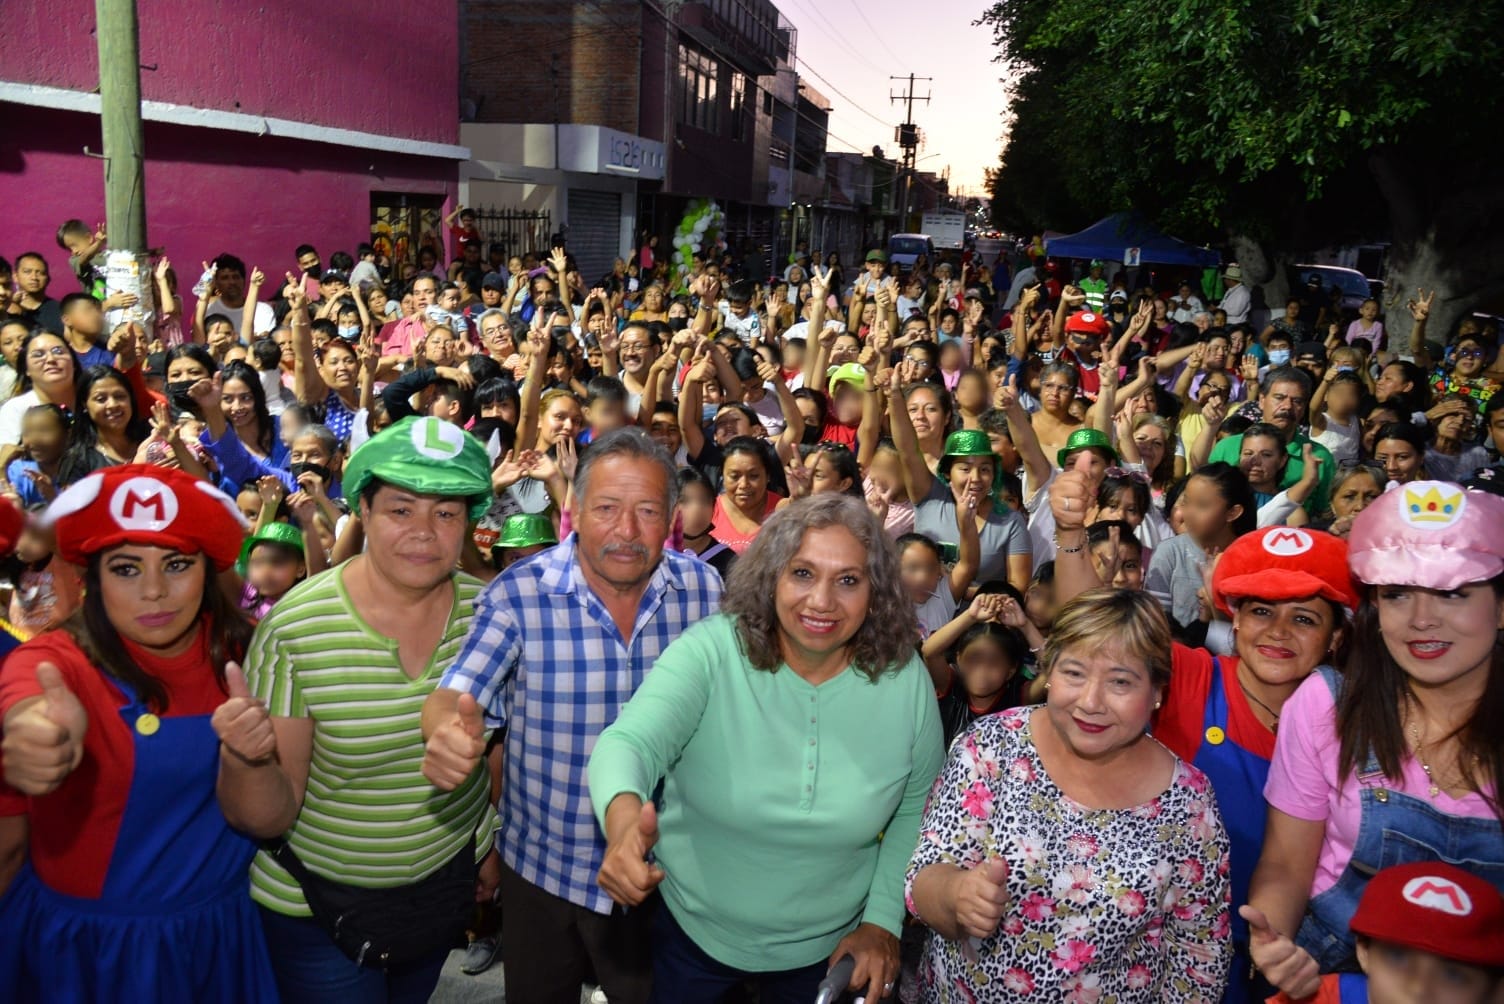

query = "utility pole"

[
  {"left": 889, "top": 74, "right": 930, "bottom": 230},
  {"left": 96, "top": 0, "right": 154, "bottom": 327}
]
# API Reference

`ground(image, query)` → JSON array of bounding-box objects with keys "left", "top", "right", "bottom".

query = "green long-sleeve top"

[{"left": 588, "top": 613, "right": 944, "bottom": 971}]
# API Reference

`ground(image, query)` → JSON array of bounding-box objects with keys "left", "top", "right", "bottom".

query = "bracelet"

[{"left": 1054, "top": 531, "right": 1086, "bottom": 554}]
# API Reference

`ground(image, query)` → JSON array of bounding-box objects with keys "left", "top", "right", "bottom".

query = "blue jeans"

[
  {"left": 649, "top": 906, "right": 828, "bottom": 1004},
  {"left": 258, "top": 907, "right": 449, "bottom": 1004}
]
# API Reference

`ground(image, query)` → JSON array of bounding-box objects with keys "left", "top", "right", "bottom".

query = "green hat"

[
  {"left": 1056, "top": 427, "right": 1118, "bottom": 470},
  {"left": 235, "top": 520, "right": 305, "bottom": 577},
  {"left": 865, "top": 248, "right": 887, "bottom": 263},
  {"left": 1089, "top": 259, "right": 1104, "bottom": 270},
  {"left": 937, "top": 429, "right": 1002, "bottom": 488},
  {"left": 942, "top": 429, "right": 995, "bottom": 460},
  {"left": 827, "top": 362, "right": 869, "bottom": 397},
  {"left": 344, "top": 416, "right": 495, "bottom": 520},
  {"left": 495, "top": 513, "right": 557, "bottom": 550}
]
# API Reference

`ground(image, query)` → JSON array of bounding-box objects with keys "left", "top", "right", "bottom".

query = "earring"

[{"left": 1154, "top": 701, "right": 1161, "bottom": 709}]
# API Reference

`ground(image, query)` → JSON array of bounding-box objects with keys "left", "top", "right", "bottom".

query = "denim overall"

[
  {"left": 1294, "top": 667, "right": 1504, "bottom": 972},
  {"left": 1189, "top": 658, "right": 1278, "bottom": 1004},
  {"left": 5, "top": 675, "right": 277, "bottom": 1002}
]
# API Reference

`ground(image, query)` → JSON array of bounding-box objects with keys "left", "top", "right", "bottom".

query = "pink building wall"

[
  {"left": 1, "top": 0, "right": 460, "bottom": 305},
  {"left": 0, "top": 0, "right": 457, "bottom": 145},
  {"left": 3, "top": 107, "right": 455, "bottom": 301}
]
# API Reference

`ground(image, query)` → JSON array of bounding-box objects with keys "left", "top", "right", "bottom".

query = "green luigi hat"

[
  {"left": 937, "top": 429, "right": 1003, "bottom": 490},
  {"left": 865, "top": 248, "right": 887, "bottom": 263},
  {"left": 827, "top": 362, "right": 869, "bottom": 397},
  {"left": 344, "top": 416, "right": 495, "bottom": 520},
  {"left": 1056, "top": 427, "right": 1118, "bottom": 470},
  {"left": 235, "top": 520, "right": 305, "bottom": 577},
  {"left": 495, "top": 513, "right": 558, "bottom": 550}
]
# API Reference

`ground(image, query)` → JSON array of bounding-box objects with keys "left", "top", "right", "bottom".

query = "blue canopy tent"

[{"left": 1045, "top": 213, "right": 1220, "bottom": 267}]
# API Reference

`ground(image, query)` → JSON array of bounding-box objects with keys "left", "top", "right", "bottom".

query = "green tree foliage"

[{"left": 982, "top": 0, "right": 1504, "bottom": 329}]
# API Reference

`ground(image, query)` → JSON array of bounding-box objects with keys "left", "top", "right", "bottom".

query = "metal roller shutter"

[{"left": 566, "top": 189, "right": 622, "bottom": 286}]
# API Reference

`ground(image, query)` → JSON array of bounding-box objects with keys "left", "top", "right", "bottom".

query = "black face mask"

[
  {"left": 288, "top": 461, "right": 333, "bottom": 484},
  {"left": 303, "top": 264, "right": 323, "bottom": 279},
  {"left": 800, "top": 423, "right": 821, "bottom": 446},
  {"left": 668, "top": 316, "right": 690, "bottom": 332},
  {"left": 166, "top": 379, "right": 198, "bottom": 400}
]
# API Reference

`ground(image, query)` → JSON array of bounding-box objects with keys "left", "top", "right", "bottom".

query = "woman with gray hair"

[{"left": 588, "top": 493, "right": 944, "bottom": 1003}]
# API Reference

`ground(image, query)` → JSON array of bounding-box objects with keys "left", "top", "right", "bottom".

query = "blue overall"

[
  {"left": 1336, "top": 973, "right": 1368, "bottom": 1002},
  {"left": 1295, "top": 667, "right": 1504, "bottom": 972},
  {"left": 1189, "top": 658, "right": 1275, "bottom": 1004},
  {"left": 4, "top": 676, "right": 278, "bottom": 1002}
]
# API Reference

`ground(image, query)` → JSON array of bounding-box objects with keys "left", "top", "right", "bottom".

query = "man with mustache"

[
  {"left": 422, "top": 427, "right": 723, "bottom": 1003},
  {"left": 1208, "top": 365, "right": 1335, "bottom": 516}
]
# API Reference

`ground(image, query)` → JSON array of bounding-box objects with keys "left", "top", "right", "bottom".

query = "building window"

[
  {"left": 678, "top": 44, "right": 719, "bottom": 134},
  {"left": 729, "top": 72, "right": 746, "bottom": 142}
]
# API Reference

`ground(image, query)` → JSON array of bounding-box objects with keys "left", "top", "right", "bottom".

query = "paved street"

[{"left": 430, "top": 947, "right": 596, "bottom": 1003}]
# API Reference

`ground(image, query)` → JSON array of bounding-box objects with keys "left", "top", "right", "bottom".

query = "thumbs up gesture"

[
  {"left": 422, "top": 692, "right": 487, "bottom": 791},
  {"left": 952, "top": 857, "right": 1012, "bottom": 940},
  {"left": 597, "top": 796, "right": 666, "bottom": 907},
  {"left": 1050, "top": 448, "right": 1097, "bottom": 532},
  {"left": 1239, "top": 905, "right": 1321, "bottom": 998},
  {"left": 212, "top": 662, "right": 277, "bottom": 765},
  {"left": 2, "top": 663, "right": 89, "bottom": 794}
]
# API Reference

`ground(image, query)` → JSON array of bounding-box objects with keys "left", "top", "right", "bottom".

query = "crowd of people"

[{"left": 0, "top": 220, "right": 1501, "bottom": 1004}]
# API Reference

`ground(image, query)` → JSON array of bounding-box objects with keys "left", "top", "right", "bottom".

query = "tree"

[{"left": 980, "top": 0, "right": 1504, "bottom": 341}]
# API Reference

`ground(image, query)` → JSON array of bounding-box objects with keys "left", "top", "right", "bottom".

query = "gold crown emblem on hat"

[{"left": 1403, "top": 485, "right": 1464, "bottom": 524}]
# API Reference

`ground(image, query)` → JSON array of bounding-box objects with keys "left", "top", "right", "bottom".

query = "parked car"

[
  {"left": 1287, "top": 263, "right": 1374, "bottom": 312},
  {"left": 888, "top": 233, "right": 935, "bottom": 273}
]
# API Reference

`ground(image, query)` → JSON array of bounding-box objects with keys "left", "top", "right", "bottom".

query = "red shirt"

[
  {"left": 1153, "top": 644, "right": 1276, "bottom": 764},
  {"left": 819, "top": 417, "right": 859, "bottom": 448},
  {"left": 0, "top": 627, "right": 226, "bottom": 898}
]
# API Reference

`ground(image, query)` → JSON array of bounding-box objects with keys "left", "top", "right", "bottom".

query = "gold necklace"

[{"left": 1408, "top": 717, "right": 1441, "bottom": 798}]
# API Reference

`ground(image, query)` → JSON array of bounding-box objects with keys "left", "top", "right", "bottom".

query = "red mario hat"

[
  {"left": 1064, "top": 311, "right": 1110, "bottom": 337},
  {"left": 43, "top": 465, "right": 249, "bottom": 571},
  {"left": 1212, "top": 526, "right": 1358, "bottom": 617},
  {"left": 1350, "top": 861, "right": 1504, "bottom": 966},
  {"left": 0, "top": 497, "right": 23, "bottom": 558}
]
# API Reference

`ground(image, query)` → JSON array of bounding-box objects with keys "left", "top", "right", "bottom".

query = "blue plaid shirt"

[{"left": 441, "top": 535, "right": 723, "bottom": 913}]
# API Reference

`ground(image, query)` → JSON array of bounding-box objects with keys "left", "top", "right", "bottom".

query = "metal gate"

[
  {"left": 566, "top": 189, "right": 623, "bottom": 287},
  {"left": 470, "top": 207, "right": 553, "bottom": 262}
]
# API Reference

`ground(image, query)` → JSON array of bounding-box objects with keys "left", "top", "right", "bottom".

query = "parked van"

[{"left": 888, "top": 234, "right": 934, "bottom": 273}]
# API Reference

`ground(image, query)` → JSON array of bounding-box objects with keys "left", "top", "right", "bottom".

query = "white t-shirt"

[
  {"left": 0, "top": 389, "right": 42, "bottom": 446},
  {"left": 205, "top": 299, "right": 276, "bottom": 338}
]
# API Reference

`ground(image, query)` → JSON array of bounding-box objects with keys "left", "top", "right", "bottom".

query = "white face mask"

[{"left": 1268, "top": 349, "right": 1291, "bottom": 366}]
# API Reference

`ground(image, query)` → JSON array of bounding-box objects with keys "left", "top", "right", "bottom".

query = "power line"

[{"left": 840, "top": 0, "right": 904, "bottom": 65}]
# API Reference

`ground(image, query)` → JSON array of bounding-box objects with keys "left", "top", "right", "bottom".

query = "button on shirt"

[{"left": 440, "top": 536, "right": 724, "bottom": 914}]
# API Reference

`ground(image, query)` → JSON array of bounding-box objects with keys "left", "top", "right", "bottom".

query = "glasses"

[
  {"left": 28, "top": 346, "right": 70, "bottom": 362},
  {"left": 903, "top": 355, "right": 934, "bottom": 367},
  {"left": 1104, "top": 467, "right": 1152, "bottom": 485},
  {"left": 1457, "top": 349, "right": 1485, "bottom": 360}
]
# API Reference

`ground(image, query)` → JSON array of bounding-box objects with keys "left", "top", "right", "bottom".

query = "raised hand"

[
  {"left": 211, "top": 663, "right": 276, "bottom": 764},
  {"left": 1240, "top": 354, "right": 1260, "bottom": 383},
  {"left": 422, "top": 692, "right": 487, "bottom": 791},
  {"left": 1406, "top": 288, "right": 1435, "bottom": 322},
  {"left": 283, "top": 272, "right": 308, "bottom": 312},
  {"left": 1201, "top": 394, "right": 1228, "bottom": 428},
  {"left": 249, "top": 266, "right": 266, "bottom": 288},
  {"left": 2, "top": 663, "right": 89, "bottom": 795},
  {"left": 785, "top": 459, "right": 813, "bottom": 499},
  {"left": 491, "top": 450, "right": 529, "bottom": 492},
  {"left": 597, "top": 800, "right": 665, "bottom": 907},
  {"left": 1050, "top": 449, "right": 1095, "bottom": 532},
  {"left": 1240, "top": 906, "right": 1321, "bottom": 999}
]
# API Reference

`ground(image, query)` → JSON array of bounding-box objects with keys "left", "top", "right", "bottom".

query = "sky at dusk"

[{"left": 776, "top": 0, "right": 1010, "bottom": 197}]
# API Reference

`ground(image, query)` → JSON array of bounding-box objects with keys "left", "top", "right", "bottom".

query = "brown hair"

[
  {"left": 1040, "top": 587, "right": 1173, "bottom": 691},
  {"left": 721, "top": 494, "right": 917, "bottom": 681},
  {"left": 64, "top": 552, "right": 255, "bottom": 712},
  {"left": 1337, "top": 578, "right": 1504, "bottom": 823}
]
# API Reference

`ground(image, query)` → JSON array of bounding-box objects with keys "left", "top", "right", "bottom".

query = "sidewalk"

[{"left": 429, "top": 947, "right": 596, "bottom": 1003}]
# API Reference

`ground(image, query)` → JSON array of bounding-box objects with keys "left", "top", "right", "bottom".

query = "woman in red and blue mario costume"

[{"left": 0, "top": 464, "right": 276, "bottom": 1002}]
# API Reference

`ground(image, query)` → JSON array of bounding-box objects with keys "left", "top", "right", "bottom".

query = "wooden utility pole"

[
  {"left": 95, "top": 0, "right": 153, "bottom": 326},
  {"left": 97, "top": 0, "right": 147, "bottom": 251}
]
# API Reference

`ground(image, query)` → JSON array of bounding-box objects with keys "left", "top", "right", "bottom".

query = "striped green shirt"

[{"left": 246, "top": 565, "right": 497, "bottom": 917}]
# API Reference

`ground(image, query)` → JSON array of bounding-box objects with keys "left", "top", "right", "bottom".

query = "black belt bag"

[{"left": 265, "top": 837, "right": 477, "bottom": 969}]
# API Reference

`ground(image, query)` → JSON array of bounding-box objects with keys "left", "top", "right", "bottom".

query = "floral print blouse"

[{"left": 905, "top": 707, "right": 1231, "bottom": 1003}]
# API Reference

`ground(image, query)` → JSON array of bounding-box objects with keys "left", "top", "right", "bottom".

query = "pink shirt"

[
  {"left": 1264, "top": 673, "right": 1497, "bottom": 897},
  {"left": 380, "top": 315, "right": 427, "bottom": 357}
]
